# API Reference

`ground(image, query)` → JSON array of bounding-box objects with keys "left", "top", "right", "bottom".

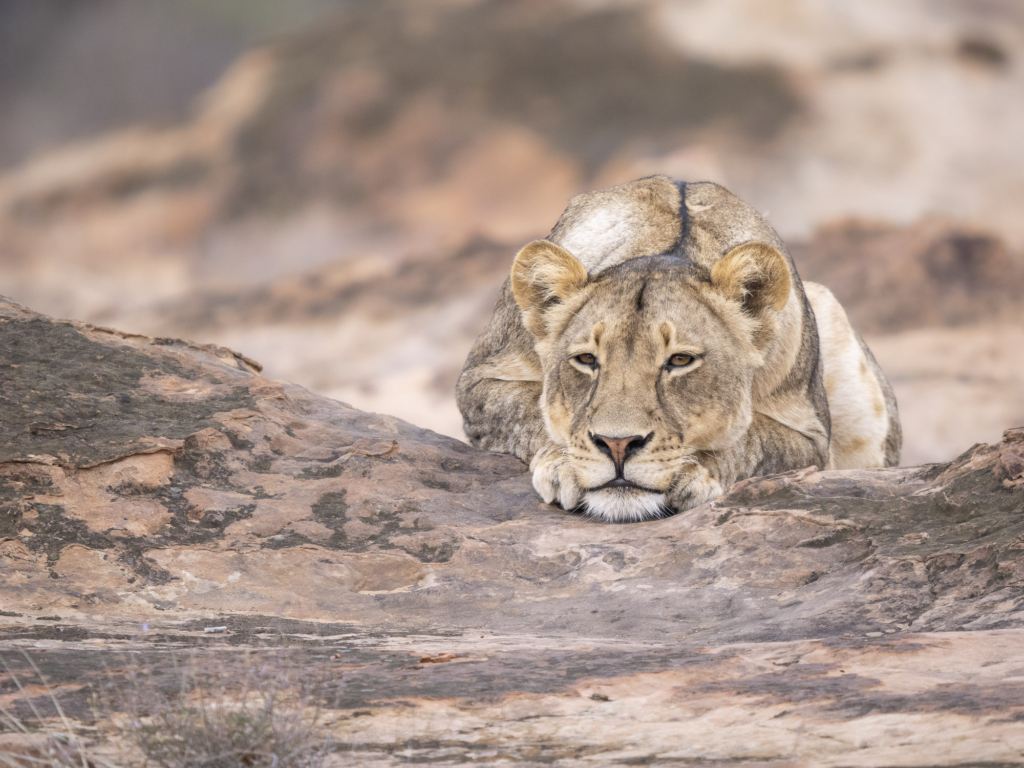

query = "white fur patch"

[
  {"left": 556, "top": 203, "right": 637, "bottom": 273},
  {"left": 582, "top": 489, "right": 668, "bottom": 523},
  {"left": 805, "top": 282, "right": 890, "bottom": 469}
]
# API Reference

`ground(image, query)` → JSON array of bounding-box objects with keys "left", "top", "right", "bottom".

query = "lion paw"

[
  {"left": 667, "top": 467, "right": 723, "bottom": 513},
  {"left": 530, "top": 445, "right": 582, "bottom": 510}
]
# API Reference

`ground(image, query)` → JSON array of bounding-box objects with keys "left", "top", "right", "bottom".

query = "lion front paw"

[
  {"left": 666, "top": 466, "right": 723, "bottom": 513},
  {"left": 530, "top": 445, "right": 583, "bottom": 510}
]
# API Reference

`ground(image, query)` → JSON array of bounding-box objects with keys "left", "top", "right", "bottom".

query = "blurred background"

[{"left": 1, "top": 0, "right": 1022, "bottom": 466}]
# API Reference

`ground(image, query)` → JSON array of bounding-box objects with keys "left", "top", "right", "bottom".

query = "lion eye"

[
  {"left": 667, "top": 353, "right": 694, "bottom": 368},
  {"left": 574, "top": 353, "right": 597, "bottom": 367}
]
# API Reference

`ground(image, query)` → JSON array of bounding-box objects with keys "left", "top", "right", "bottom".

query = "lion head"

[{"left": 510, "top": 239, "right": 793, "bottom": 522}]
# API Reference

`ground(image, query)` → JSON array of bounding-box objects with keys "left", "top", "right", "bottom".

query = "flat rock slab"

[{"left": 2, "top": 295, "right": 1024, "bottom": 765}]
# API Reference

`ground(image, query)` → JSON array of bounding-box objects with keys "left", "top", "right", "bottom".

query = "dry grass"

[
  {"left": 122, "top": 648, "right": 333, "bottom": 768},
  {"left": 0, "top": 652, "right": 107, "bottom": 768},
  {"left": 1, "top": 645, "right": 336, "bottom": 768}
]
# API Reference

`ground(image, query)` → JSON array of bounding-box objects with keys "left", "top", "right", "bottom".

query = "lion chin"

[{"left": 581, "top": 488, "right": 669, "bottom": 523}]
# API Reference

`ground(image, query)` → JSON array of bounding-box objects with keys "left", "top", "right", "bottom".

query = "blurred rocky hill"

[
  {"left": 1, "top": 0, "right": 1022, "bottom": 464},
  {"left": 0, "top": 0, "right": 349, "bottom": 170}
]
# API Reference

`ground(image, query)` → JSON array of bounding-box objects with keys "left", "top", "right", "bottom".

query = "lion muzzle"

[{"left": 590, "top": 432, "right": 654, "bottom": 477}]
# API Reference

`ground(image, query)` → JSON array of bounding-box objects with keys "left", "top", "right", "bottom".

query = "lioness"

[{"left": 457, "top": 176, "right": 900, "bottom": 522}]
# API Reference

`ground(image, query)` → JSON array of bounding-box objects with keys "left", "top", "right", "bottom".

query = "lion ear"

[
  {"left": 710, "top": 242, "right": 791, "bottom": 316},
  {"left": 511, "top": 240, "right": 589, "bottom": 337}
]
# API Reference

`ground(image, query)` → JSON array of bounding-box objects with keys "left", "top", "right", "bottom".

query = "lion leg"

[
  {"left": 804, "top": 282, "right": 901, "bottom": 468},
  {"left": 456, "top": 281, "right": 554, "bottom": 464},
  {"left": 457, "top": 375, "right": 548, "bottom": 462}
]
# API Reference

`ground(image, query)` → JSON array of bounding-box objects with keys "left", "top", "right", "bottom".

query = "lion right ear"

[
  {"left": 710, "top": 242, "right": 791, "bottom": 317},
  {"left": 511, "top": 240, "right": 589, "bottom": 337}
]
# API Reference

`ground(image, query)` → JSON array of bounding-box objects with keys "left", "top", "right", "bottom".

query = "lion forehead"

[
  {"left": 543, "top": 268, "right": 754, "bottom": 436},
  {"left": 553, "top": 263, "right": 733, "bottom": 353}
]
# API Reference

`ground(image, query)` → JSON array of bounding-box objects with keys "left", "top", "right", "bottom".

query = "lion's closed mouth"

[{"left": 591, "top": 477, "right": 662, "bottom": 493}]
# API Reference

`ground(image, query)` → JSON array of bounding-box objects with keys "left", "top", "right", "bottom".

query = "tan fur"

[{"left": 457, "top": 176, "right": 901, "bottom": 521}]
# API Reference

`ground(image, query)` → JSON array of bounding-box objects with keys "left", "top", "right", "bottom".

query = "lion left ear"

[
  {"left": 511, "top": 240, "right": 589, "bottom": 337},
  {"left": 710, "top": 242, "right": 791, "bottom": 315}
]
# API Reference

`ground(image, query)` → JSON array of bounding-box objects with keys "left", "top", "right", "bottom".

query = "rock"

[{"left": 2, "top": 295, "right": 1024, "bottom": 765}]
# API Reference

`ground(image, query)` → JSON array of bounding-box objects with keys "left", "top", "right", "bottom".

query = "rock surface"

[{"left": 2, "top": 296, "right": 1024, "bottom": 764}]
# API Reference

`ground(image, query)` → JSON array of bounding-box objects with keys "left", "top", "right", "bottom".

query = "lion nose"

[{"left": 591, "top": 433, "right": 653, "bottom": 477}]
